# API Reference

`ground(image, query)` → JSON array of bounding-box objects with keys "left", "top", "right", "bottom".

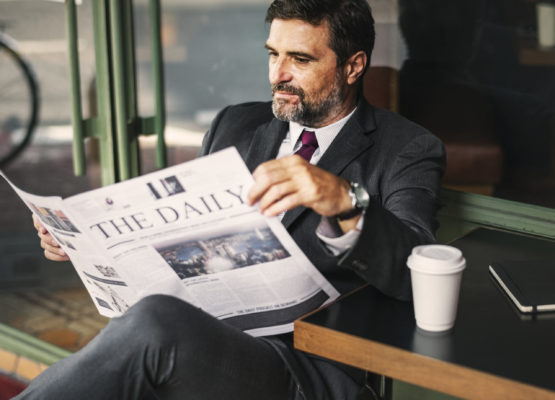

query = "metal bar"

[
  {"left": 123, "top": 0, "right": 138, "bottom": 121},
  {"left": 65, "top": 0, "right": 86, "bottom": 176},
  {"left": 139, "top": 116, "right": 155, "bottom": 134},
  {"left": 123, "top": 0, "right": 140, "bottom": 177},
  {"left": 0, "top": 323, "right": 71, "bottom": 367},
  {"left": 108, "top": 0, "right": 131, "bottom": 181},
  {"left": 92, "top": 0, "right": 117, "bottom": 185},
  {"left": 437, "top": 188, "right": 555, "bottom": 243},
  {"left": 66, "top": 0, "right": 167, "bottom": 183},
  {"left": 82, "top": 118, "right": 97, "bottom": 139},
  {"left": 149, "top": 0, "right": 167, "bottom": 169}
]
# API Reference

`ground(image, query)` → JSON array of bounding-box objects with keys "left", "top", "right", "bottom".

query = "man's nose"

[{"left": 269, "top": 58, "right": 293, "bottom": 85}]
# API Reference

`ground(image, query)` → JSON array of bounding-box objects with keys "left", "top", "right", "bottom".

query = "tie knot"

[
  {"left": 300, "top": 130, "right": 317, "bottom": 147},
  {"left": 295, "top": 130, "right": 319, "bottom": 162}
]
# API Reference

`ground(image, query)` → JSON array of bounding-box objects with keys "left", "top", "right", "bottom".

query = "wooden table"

[{"left": 294, "top": 228, "right": 555, "bottom": 400}]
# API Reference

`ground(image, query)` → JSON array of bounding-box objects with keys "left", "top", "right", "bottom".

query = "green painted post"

[
  {"left": 91, "top": 0, "right": 117, "bottom": 185},
  {"left": 108, "top": 0, "right": 132, "bottom": 181},
  {"left": 123, "top": 0, "right": 141, "bottom": 177},
  {"left": 0, "top": 323, "right": 71, "bottom": 366},
  {"left": 149, "top": 0, "right": 167, "bottom": 169},
  {"left": 437, "top": 188, "right": 555, "bottom": 243},
  {"left": 65, "top": 0, "right": 86, "bottom": 176},
  {"left": 64, "top": 0, "right": 167, "bottom": 185}
]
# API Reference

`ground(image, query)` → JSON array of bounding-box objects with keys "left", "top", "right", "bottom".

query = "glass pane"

[
  {"left": 0, "top": 0, "right": 103, "bottom": 357},
  {"left": 134, "top": 0, "right": 271, "bottom": 171},
  {"left": 397, "top": 0, "right": 555, "bottom": 208}
]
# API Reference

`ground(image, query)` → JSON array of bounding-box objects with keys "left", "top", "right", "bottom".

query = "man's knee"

[
  {"left": 105, "top": 295, "right": 185, "bottom": 346},
  {"left": 127, "top": 294, "right": 188, "bottom": 322},
  {"left": 111, "top": 295, "right": 209, "bottom": 346}
]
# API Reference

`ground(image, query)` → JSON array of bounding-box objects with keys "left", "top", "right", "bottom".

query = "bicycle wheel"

[{"left": 0, "top": 31, "right": 40, "bottom": 169}]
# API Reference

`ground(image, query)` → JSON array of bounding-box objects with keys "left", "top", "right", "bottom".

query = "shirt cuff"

[{"left": 316, "top": 214, "right": 364, "bottom": 256}]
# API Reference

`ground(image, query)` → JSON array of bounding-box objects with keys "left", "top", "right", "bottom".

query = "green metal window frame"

[{"left": 66, "top": 0, "right": 167, "bottom": 185}]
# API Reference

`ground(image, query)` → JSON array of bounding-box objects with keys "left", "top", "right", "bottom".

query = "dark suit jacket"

[{"left": 199, "top": 97, "right": 445, "bottom": 301}]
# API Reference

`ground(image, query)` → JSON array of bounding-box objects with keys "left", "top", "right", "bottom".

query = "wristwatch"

[{"left": 336, "top": 181, "right": 370, "bottom": 221}]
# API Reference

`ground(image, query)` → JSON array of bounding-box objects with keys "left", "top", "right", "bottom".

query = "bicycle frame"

[{"left": 0, "top": 31, "right": 40, "bottom": 169}]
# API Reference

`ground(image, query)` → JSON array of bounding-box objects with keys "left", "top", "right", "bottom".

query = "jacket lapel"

[
  {"left": 244, "top": 118, "right": 288, "bottom": 172},
  {"left": 281, "top": 99, "right": 377, "bottom": 228},
  {"left": 317, "top": 100, "right": 376, "bottom": 175}
]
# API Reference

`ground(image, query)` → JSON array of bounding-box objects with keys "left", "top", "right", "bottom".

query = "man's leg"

[{"left": 15, "top": 295, "right": 298, "bottom": 400}]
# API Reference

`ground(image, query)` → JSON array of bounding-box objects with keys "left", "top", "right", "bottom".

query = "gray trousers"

[{"left": 14, "top": 295, "right": 299, "bottom": 400}]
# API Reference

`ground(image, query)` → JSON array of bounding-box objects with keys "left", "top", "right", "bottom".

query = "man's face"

[{"left": 266, "top": 19, "right": 350, "bottom": 128}]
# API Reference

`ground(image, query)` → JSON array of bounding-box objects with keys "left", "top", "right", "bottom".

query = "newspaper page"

[{"left": 1, "top": 147, "right": 339, "bottom": 336}]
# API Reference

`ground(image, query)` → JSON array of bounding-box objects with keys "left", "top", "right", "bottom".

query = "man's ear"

[{"left": 344, "top": 51, "right": 367, "bottom": 85}]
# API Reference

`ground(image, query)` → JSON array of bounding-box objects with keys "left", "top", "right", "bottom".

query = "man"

[{"left": 21, "top": 0, "right": 445, "bottom": 399}]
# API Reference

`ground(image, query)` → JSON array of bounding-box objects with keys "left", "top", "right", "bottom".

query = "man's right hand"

[{"left": 32, "top": 214, "right": 69, "bottom": 262}]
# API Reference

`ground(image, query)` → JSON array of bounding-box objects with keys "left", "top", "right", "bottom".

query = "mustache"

[{"left": 271, "top": 83, "right": 305, "bottom": 98}]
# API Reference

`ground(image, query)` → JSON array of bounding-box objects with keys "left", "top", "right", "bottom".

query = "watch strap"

[
  {"left": 335, "top": 181, "right": 369, "bottom": 221},
  {"left": 335, "top": 206, "right": 364, "bottom": 221}
]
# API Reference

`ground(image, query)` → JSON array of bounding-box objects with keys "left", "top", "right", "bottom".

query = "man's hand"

[
  {"left": 32, "top": 214, "right": 69, "bottom": 262},
  {"left": 247, "top": 155, "right": 354, "bottom": 219}
]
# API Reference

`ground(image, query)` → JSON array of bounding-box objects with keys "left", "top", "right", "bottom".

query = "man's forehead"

[{"left": 266, "top": 18, "right": 332, "bottom": 53}]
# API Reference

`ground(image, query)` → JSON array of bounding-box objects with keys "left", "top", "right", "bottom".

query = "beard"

[{"left": 271, "top": 74, "right": 345, "bottom": 127}]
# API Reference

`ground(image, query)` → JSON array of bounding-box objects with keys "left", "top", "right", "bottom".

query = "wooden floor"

[
  {"left": 0, "top": 287, "right": 107, "bottom": 388},
  {"left": 0, "top": 288, "right": 108, "bottom": 353}
]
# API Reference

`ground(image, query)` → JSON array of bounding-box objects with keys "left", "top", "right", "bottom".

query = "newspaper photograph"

[{"left": 1, "top": 147, "right": 339, "bottom": 336}]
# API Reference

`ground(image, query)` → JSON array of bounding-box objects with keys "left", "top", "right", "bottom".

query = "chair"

[{"left": 363, "top": 65, "right": 504, "bottom": 196}]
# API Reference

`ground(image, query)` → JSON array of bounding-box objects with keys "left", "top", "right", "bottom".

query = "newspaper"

[{"left": 1, "top": 148, "right": 339, "bottom": 336}]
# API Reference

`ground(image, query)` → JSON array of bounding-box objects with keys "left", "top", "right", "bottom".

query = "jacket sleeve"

[
  {"left": 197, "top": 105, "right": 232, "bottom": 157},
  {"left": 339, "top": 133, "right": 446, "bottom": 301}
]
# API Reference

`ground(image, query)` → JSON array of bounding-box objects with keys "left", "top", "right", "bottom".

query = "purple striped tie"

[{"left": 295, "top": 130, "right": 318, "bottom": 161}]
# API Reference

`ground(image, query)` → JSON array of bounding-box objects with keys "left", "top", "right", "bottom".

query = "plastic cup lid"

[{"left": 407, "top": 244, "right": 466, "bottom": 274}]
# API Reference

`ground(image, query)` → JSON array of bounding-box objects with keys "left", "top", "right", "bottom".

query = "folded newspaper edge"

[{"left": 0, "top": 147, "right": 339, "bottom": 337}]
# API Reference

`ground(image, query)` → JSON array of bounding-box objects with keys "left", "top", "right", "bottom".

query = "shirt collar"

[{"left": 288, "top": 107, "right": 357, "bottom": 156}]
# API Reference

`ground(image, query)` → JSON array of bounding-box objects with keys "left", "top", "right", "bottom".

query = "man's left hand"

[{"left": 247, "top": 155, "right": 353, "bottom": 218}]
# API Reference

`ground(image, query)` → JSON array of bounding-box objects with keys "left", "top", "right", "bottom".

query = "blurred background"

[
  {"left": 0, "top": 0, "right": 554, "bottom": 397},
  {"left": 0, "top": 0, "right": 410, "bottom": 290},
  {"left": 0, "top": 0, "right": 554, "bottom": 301}
]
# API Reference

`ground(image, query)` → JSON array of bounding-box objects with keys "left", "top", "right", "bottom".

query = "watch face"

[
  {"left": 336, "top": 182, "right": 369, "bottom": 220},
  {"left": 352, "top": 182, "right": 370, "bottom": 208}
]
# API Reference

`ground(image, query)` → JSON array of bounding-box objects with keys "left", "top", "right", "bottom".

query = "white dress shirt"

[{"left": 275, "top": 109, "right": 364, "bottom": 255}]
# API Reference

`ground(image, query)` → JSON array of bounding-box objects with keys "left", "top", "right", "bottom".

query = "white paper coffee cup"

[
  {"left": 537, "top": 2, "right": 555, "bottom": 47},
  {"left": 407, "top": 245, "right": 466, "bottom": 332}
]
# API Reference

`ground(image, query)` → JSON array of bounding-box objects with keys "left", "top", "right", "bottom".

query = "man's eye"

[{"left": 295, "top": 57, "right": 310, "bottom": 64}]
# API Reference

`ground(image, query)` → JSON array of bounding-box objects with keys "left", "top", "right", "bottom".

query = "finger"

[
  {"left": 257, "top": 180, "right": 297, "bottom": 214},
  {"left": 44, "top": 249, "right": 70, "bottom": 262},
  {"left": 37, "top": 230, "right": 59, "bottom": 248},
  {"left": 32, "top": 215, "right": 69, "bottom": 261},
  {"left": 39, "top": 236, "right": 62, "bottom": 253},
  {"left": 41, "top": 240, "right": 68, "bottom": 258},
  {"left": 249, "top": 156, "right": 310, "bottom": 204},
  {"left": 40, "top": 239, "right": 69, "bottom": 261},
  {"left": 32, "top": 214, "right": 48, "bottom": 234},
  {"left": 261, "top": 192, "right": 302, "bottom": 217},
  {"left": 36, "top": 228, "right": 67, "bottom": 259},
  {"left": 249, "top": 164, "right": 290, "bottom": 205}
]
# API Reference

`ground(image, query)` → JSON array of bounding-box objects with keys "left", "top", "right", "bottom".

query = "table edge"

[{"left": 294, "top": 318, "right": 555, "bottom": 400}]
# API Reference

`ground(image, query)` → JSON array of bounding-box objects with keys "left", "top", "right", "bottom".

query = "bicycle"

[{"left": 0, "top": 30, "right": 40, "bottom": 169}]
